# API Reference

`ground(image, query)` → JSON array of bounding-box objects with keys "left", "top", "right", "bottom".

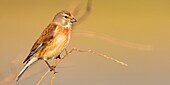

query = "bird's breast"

[{"left": 40, "top": 28, "right": 71, "bottom": 59}]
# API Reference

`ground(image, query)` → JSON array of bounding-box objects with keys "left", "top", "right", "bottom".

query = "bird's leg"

[{"left": 44, "top": 60, "right": 57, "bottom": 74}]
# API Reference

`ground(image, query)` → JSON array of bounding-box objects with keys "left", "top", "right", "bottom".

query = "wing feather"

[{"left": 23, "top": 23, "right": 57, "bottom": 63}]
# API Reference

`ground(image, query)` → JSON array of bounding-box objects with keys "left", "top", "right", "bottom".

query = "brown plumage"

[
  {"left": 23, "top": 23, "right": 57, "bottom": 63},
  {"left": 16, "top": 10, "right": 77, "bottom": 81}
]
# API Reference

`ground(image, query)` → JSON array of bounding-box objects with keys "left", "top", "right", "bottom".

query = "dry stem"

[
  {"left": 72, "top": 0, "right": 92, "bottom": 29},
  {"left": 73, "top": 31, "right": 153, "bottom": 51},
  {"left": 37, "top": 47, "right": 128, "bottom": 85},
  {"left": 37, "top": 70, "right": 50, "bottom": 85}
]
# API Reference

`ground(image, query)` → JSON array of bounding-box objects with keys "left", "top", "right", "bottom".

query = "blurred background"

[{"left": 0, "top": 0, "right": 170, "bottom": 85}]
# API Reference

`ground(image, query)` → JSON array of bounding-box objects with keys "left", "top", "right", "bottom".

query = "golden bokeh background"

[{"left": 0, "top": 0, "right": 170, "bottom": 85}]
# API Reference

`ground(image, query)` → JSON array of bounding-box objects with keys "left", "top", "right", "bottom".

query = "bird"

[{"left": 16, "top": 10, "right": 77, "bottom": 81}]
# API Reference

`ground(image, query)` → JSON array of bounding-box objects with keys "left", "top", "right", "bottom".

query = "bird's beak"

[{"left": 70, "top": 18, "right": 77, "bottom": 23}]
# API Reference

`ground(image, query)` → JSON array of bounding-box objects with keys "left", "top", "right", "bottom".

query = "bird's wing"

[{"left": 23, "top": 23, "right": 58, "bottom": 64}]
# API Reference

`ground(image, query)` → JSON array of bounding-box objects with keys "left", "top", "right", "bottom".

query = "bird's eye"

[{"left": 64, "top": 16, "right": 69, "bottom": 19}]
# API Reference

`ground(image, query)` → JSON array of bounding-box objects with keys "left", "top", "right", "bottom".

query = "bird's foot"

[{"left": 50, "top": 66, "right": 58, "bottom": 74}]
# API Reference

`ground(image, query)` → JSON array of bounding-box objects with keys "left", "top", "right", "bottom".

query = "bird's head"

[{"left": 53, "top": 10, "right": 77, "bottom": 28}]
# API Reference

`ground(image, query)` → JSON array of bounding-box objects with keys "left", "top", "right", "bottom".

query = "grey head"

[{"left": 52, "top": 10, "right": 77, "bottom": 28}]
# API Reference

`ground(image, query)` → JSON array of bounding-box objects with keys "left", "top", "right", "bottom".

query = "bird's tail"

[{"left": 16, "top": 57, "right": 38, "bottom": 81}]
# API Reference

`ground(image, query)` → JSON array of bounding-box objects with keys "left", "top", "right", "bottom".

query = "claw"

[
  {"left": 50, "top": 65, "right": 56, "bottom": 71},
  {"left": 49, "top": 65, "right": 58, "bottom": 74},
  {"left": 54, "top": 71, "right": 58, "bottom": 74}
]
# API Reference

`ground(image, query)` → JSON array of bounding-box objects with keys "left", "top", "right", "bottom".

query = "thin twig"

[
  {"left": 66, "top": 48, "right": 128, "bottom": 66},
  {"left": 37, "top": 52, "right": 68, "bottom": 85},
  {"left": 37, "top": 70, "right": 50, "bottom": 85},
  {"left": 0, "top": 72, "right": 17, "bottom": 85},
  {"left": 76, "top": 0, "right": 92, "bottom": 24},
  {"left": 73, "top": 31, "right": 153, "bottom": 51},
  {"left": 50, "top": 71, "right": 55, "bottom": 85},
  {"left": 72, "top": 0, "right": 92, "bottom": 29},
  {"left": 72, "top": 0, "right": 82, "bottom": 16},
  {"left": 37, "top": 46, "right": 128, "bottom": 85}
]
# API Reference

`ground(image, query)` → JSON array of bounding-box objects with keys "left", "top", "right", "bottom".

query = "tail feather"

[{"left": 16, "top": 58, "right": 38, "bottom": 81}]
